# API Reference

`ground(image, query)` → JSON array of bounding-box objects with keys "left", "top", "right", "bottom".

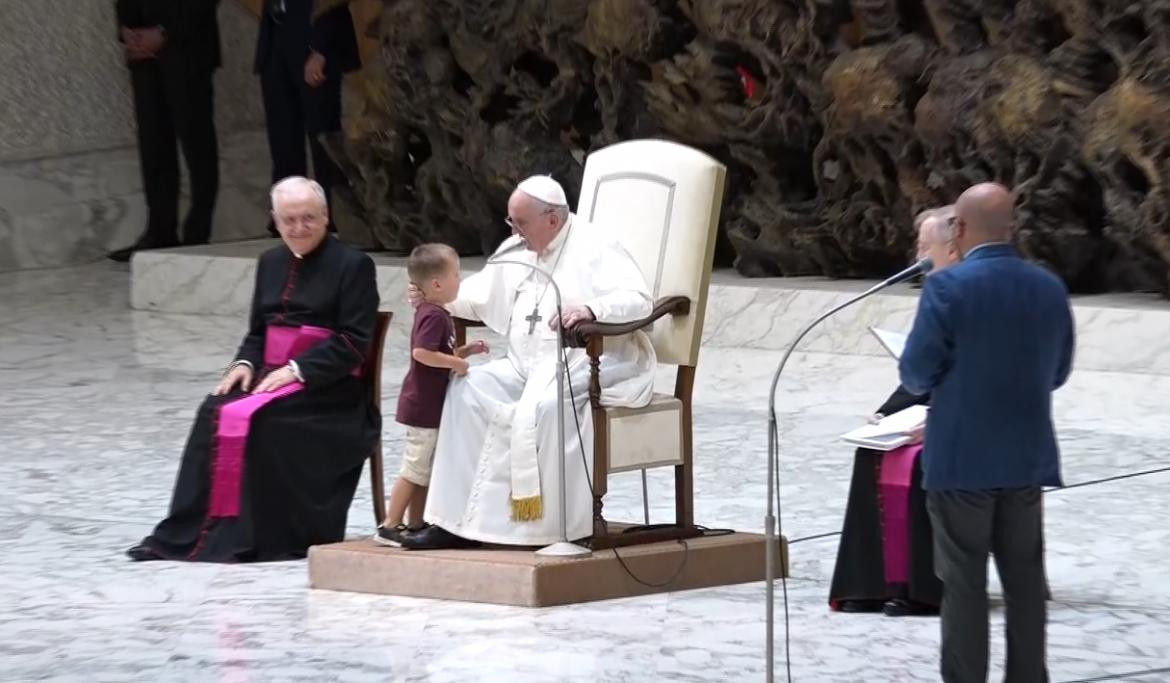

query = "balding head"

[{"left": 954, "top": 182, "right": 1014, "bottom": 254}]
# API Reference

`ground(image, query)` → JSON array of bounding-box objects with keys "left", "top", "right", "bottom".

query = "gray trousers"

[{"left": 927, "top": 488, "right": 1048, "bottom": 683}]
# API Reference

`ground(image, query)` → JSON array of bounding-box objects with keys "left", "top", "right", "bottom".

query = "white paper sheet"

[
  {"left": 839, "top": 404, "right": 927, "bottom": 451},
  {"left": 869, "top": 326, "right": 908, "bottom": 360}
]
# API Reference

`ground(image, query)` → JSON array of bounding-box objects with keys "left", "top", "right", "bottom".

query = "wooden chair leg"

[
  {"left": 370, "top": 439, "right": 386, "bottom": 526},
  {"left": 675, "top": 365, "right": 695, "bottom": 528}
]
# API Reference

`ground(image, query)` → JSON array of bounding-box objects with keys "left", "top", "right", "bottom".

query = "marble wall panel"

[
  {"left": 128, "top": 247, "right": 1170, "bottom": 377},
  {"left": 0, "top": 1, "right": 270, "bottom": 273}
]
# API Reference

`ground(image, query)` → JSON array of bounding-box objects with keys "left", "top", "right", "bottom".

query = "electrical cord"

[
  {"left": 558, "top": 319, "right": 696, "bottom": 589},
  {"left": 782, "top": 463, "right": 1170, "bottom": 548}
]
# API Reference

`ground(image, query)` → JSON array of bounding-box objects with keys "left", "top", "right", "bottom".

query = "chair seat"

[{"left": 604, "top": 393, "right": 684, "bottom": 473}]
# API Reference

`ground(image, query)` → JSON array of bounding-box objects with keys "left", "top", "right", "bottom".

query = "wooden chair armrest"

[
  {"left": 568, "top": 296, "right": 690, "bottom": 348},
  {"left": 453, "top": 317, "right": 485, "bottom": 346}
]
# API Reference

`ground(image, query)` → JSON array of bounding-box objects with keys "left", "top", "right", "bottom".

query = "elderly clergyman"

[
  {"left": 127, "top": 176, "right": 381, "bottom": 562},
  {"left": 402, "top": 175, "right": 656, "bottom": 549}
]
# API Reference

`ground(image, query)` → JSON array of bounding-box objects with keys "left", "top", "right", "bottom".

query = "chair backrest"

[
  {"left": 367, "top": 312, "right": 393, "bottom": 407},
  {"left": 576, "top": 140, "right": 726, "bottom": 367}
]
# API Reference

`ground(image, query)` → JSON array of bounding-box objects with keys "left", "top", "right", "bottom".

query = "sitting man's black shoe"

[
  {"left": 834, "top": 599, "right": 884, "bottom": 613},
  {"left": 883, "top": 598, "right": 939, "bottom": 617},
  {"left": 126, "top": 543, "right": 163, "bottom": 562},
  {"left": 401, "top": 525, "right": 481, "bottom": 550}
]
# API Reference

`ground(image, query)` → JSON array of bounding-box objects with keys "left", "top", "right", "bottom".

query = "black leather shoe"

[
  {"left": 126, "top": 543, "right": 164, "bottom": 562},
  {"left": 834, "top": 599, "right": 884, "bottom": 613},
  {"left": 401, "top": 525, "right": 481, "bottom": 550},
  {"left": 107, "top": 236, "right": 179, "bottom": 262},
  {"left": 883, "top": 598, "right": 939, "bottom": 617}
]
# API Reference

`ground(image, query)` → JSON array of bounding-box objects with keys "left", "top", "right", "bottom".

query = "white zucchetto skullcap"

[{"left": 516, "top": 175, "right": 568, "bottom": 206}]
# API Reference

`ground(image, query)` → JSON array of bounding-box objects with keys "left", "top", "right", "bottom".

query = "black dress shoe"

[
  {"left": 883, "top": 598, "right": 939, "bottom": 617},
  {"left": 126, "top": 543, "right": 164, "bottom": 562},
  {"left": 834, "top": 599, "right": 885, "bottom": 613},
  {"left": 107, "top": 236, "right": 180, "bottom": 262},
  {"left": 401, "top": 525, "right": 481, "bottom": 550}
]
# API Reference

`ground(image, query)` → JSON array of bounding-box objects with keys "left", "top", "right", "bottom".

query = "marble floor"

[{"left": 2, "top": 263, "right": 1169, "bottom": 682}]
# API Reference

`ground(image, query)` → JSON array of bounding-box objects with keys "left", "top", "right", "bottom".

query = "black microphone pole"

[{"left": 764, "top": 258, "right": 932, "bottom": 683}]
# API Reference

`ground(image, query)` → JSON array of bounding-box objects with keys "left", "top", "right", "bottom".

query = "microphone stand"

[
  {"left": 764, "top": 260, "right": 931, "bottom": 682},
  {"left": 487, "top": 254, "right": 592, "bottom": 559}
]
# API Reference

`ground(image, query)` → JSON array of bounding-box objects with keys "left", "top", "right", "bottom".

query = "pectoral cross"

[{"left": 525, "top": 306, "right": 542, "bottom": 335}]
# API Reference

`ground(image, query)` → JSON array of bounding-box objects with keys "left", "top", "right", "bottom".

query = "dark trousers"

[
  {"left": 130, "top": 62, "right": 219, "bottom": 246},
  {"left": 259, "top": 44, "right": 343, "bottom": 223},
  {"left": 927, "top": 488, "right": 1048, "bottom": 683}
]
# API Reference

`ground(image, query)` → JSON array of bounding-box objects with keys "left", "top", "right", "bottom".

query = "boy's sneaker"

[{"left": 373, "top": 524, "right": 409, "bottom": 547}]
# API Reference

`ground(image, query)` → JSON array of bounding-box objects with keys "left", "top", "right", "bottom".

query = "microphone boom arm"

[
  {"left": 486, "top": 255, "right": 591, "bottom": 559},
  {"left": 764, "top": 259, "right": 929, "bottom": 682}
]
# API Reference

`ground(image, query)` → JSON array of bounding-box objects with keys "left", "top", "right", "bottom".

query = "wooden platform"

[{"left": 308, "top": 531, "right": 787, "bottom": 607}]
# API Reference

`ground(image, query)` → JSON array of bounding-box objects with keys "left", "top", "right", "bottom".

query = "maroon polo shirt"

[{"left": 395, "top": 302, "right": 455, "bottom": 429}]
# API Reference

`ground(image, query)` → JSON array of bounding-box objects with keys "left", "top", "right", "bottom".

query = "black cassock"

[
  {"left": 829, "top": 386, "right": 942, "bottom": 608},
  {"left": 142, "top": 237, "right": 381, "bottom": 562}
]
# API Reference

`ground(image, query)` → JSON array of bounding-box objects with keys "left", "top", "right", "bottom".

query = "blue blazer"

[{"left": 899, "top": 244, "right": 1075, "bottom": 491}]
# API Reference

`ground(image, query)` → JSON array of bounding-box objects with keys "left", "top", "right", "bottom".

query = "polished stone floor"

[{"left": 2, "top": 263, "right": 1169, "bottom": 682}]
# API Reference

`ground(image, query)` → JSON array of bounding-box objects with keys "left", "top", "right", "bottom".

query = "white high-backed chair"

[{"left": 570, "top": 139, "right": 727, "bottom": 549}]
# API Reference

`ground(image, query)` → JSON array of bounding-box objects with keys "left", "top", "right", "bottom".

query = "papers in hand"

[
  {"left": 840, "top": 404, "right": 927, "bottom": 451},
  {"left": 869, "top": 327, "right": 908, "bottom": 360}
]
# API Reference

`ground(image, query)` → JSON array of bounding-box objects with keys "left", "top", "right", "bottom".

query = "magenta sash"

[
  {"left": 207, "top": 325, "right": 349, "bottom": 519},
  {"left": 877, "top": 444, "right": 922, "bottom": 585}
]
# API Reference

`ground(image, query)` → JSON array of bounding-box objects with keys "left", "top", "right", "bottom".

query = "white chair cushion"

[{"left": 604, "top": 393, "right": 683, "bottom": 472}]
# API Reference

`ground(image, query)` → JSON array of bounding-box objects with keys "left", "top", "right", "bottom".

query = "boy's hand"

[
  {"left": 455, "top": 340, "right": 489, "bottom": 358},
  {"left": 452, "top": 358, "right": 470, "bottom": 377},
  {"left": 406, "top": 284, "right": 422, "bottom": 308}
]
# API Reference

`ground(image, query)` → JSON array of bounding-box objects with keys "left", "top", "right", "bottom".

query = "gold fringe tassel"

[{"left": 510, "top": 495, "right": 544, "bottom": 522}]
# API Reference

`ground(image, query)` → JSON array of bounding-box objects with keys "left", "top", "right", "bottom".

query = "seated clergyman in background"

[
  {"left": 373, "top": 244, "right": 488, "bottom": 547},
  {"left": 127, "top": 176, "right": 381, "bottom": 562},
  {"left": 829, "top": 206, "right": 957, "bottom": 617},
  {"left": 401, "top": 175, "right": 657, "bottom": 550}
]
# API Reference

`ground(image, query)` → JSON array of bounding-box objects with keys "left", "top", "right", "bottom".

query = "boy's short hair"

[{"left": 407, "top": 243, "right": 458, "bottom": 283}]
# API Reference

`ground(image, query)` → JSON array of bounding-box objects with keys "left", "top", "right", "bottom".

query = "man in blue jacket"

[{"left": 900, "top": 182, "right": 1075, "bottom": 683}]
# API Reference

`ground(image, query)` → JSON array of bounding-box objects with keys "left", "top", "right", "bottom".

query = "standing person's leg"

[
  {"left": 928, "top": 490, "right": 996, "bottom": 683},
  {"left": 992, "top": 487, "right": 1048, "bottom": 683},
  {"left": 260, "top": 52, "right": 308, "bottom": 190},
  {"left": 113, "top": 63, "right": 180, "bottom": 260},
  {"left": 170, "top": 66, "right": 219, "bottom": 245},
  {"left": 302, "top": 75, "right": 343, "bottom": 231}
]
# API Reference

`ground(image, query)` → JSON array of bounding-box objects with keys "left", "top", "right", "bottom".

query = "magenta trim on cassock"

[
  {"left": 207, "top": 325, "right": 347, "bottom": 519},
  {"left": 877, "top": 444, "right": 922, "bottom": 585}
]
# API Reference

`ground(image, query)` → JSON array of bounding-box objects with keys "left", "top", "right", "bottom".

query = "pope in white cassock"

[{"left": 401, "top": 175, "right": 657, "bottom": 549}]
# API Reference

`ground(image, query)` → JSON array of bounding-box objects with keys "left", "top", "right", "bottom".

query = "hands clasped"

[{"left": 122, "top": 27, "right": 165, "bottom": 62}]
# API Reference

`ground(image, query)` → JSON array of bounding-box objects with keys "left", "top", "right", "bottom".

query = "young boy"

[{"left": 374, "top": 243, "right": 487, "bottom": 546}]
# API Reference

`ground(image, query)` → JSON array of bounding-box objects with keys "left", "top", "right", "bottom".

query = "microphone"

[
  {"left": 762, "top": 257, "right": 930, "bottom": 683},
  {"left": 859, "top": 257, "right": 933, "bottom": 296}
]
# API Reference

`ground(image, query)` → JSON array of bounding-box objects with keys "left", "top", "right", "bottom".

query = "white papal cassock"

[{"left": 424, "top": 215, "right": 656, "bottom": 545}]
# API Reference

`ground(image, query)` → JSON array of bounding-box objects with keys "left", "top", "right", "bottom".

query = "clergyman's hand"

[
  {"left": 867, "top": 413, "right": 884, "bottom": 425},
  {"left": 304, "top": 51, "right": 327, "bottom": 87},
  {"left": 550, "top": 305, "right": 594, "bottom": 331},
  {"left": 406, "top": 284, "right": 423, "bottom": 309},
  {"left": 251, "top": 366, "right": 298, "bottom": 394},
  {"left": 214, "top": 365, "right": 254, "bottom": 396}
]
